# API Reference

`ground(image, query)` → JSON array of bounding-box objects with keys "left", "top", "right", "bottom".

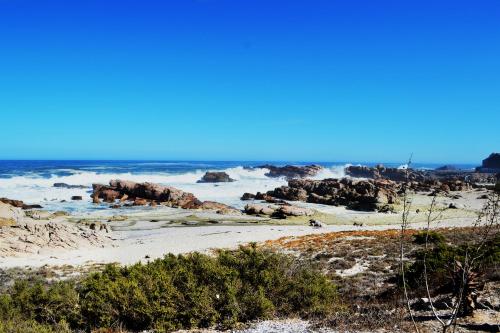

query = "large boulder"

[
  {"left": 197, "top": 171, "right": 235, "bottom": 183},
  {"left": 244, "top": 203, "right": 276, "bottom": 216},
  {"left": 256, "top": 164, "right": 323, "bottom": 179},
  {"left": 243, "top": 203, "right": 312, "bottom": 218},
  {"left": 198, "top": 201, "right": 241, "bottom": 215}
]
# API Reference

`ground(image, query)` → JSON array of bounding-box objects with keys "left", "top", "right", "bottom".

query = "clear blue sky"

[{"left": 0, "top": 0, "right": 498, "bottom": 163}]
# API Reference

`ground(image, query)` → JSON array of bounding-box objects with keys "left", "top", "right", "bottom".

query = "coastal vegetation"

[{"left": 0, "top": 245, "right": 338, "bottom": 333}]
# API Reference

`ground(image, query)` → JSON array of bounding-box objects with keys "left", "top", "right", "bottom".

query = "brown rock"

[
  {"left": 133, "top": 198, "right": 148, "bottom": 206},
  {"left": 244, "top": 204, "right": 276, "bottom": 216}
]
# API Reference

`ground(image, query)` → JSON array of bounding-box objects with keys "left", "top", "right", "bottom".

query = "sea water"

[{"left": 0, "top": 160, "right": 475, "bottom": 213}]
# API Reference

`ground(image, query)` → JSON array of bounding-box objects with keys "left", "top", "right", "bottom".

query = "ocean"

[{"left": 0, "top": 160, "right": 476, "bottom": 213}]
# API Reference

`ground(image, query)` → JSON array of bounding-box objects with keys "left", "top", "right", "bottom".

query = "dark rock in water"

[
  {"left": 476, "top": 153, "right": 500, "bottom": 172},
  {"left": 53, "top": 183, "right": 87, "bottom": 189},
  {"left": 435, "top": 165, "right": 457, "bottom": 171},
  {"left": 256, "top": 164, "right": 323, "bottom": 179},
  {"left": 71, "top": 196, "right": 83, "bottom": 201},
  {"left": 197, "top": 171, "right": 235, "bottom": 183},
  {"left": 0, "top": 197, "right": 42, "bottom": 210},
  {"left": 241, "top": 193, "right": 256, "bottom": 200}
]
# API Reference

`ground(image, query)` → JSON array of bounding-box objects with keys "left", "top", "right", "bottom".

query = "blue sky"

[{"left": 0, "top": 0, "right": 498, "bottom": 163}]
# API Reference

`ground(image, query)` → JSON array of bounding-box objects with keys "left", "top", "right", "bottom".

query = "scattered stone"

[
  {"left": 71, "top": 196, "right": 83, "bottom": 201},
  {"left": 197, "top": 171, "right": 235, "bottom": 183},
  {"left": 309, "top": 219, "right": 323, "bottom": 227}
]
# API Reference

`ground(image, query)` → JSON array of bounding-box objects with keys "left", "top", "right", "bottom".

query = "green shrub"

[
  {"left": 0, "top": 245, "right": 338, "bottom": 332},
  {"left": 405, "top": 233, "right": 500, "bottom": 291},
  {"left": 412, "top": 230, "right": 445, "bottom": 245},
  {"left": 0, "top": 318, "right": 71, "bottom": 333}
]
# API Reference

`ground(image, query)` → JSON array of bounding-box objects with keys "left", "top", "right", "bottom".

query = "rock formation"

[
  {"left": 347, "top": 164, "right": 496, "bottom": 186},
  {"left": 477, "top": 153, "right": 500, "bottom": 172},
  {"left": 0, "top": 220, "right": 110, "bottom": 257},
  {"left": 345, "top": 165, "right": 426, "bottom": 182},
  {"left": 197, "top": 171, "right": 235, "bottom": 183},
  {"left": 91, "top": 179, "right": 240, "bottom": 214},
  {"left": 0, "top": 197, "right": 43, "bottom": 210},
  {"left": 256, "top": 164, "right": 323, "bottom": 179},
  {"left": 263, "top": 178, "right": 400, "bottom": 212}
]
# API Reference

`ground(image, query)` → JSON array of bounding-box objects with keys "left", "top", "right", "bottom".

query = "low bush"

[
  {"left": 405, "top": 233, "right": 500, "bottom": 292},
  {"left": 412, "top": 230, "right": 446, "bottom": 245},
  {"left": 0, "top": 245, "right": 338, "bottom": 332}
]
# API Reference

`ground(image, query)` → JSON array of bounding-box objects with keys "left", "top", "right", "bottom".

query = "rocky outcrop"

[
  {"left": 476, "top": 153, "right": 500, "bottom": 172},
  {"left": 345, "top": 165, "right": 426, "bottom": 182},
  {"left": 257, "top": 164, "right": 323, "bottom": 179},
  {"left": 53, "top": 183, "right": 87, "bottom": 189},
  {"left": 0, "top": 220, "right": 110, "bottom": 257},
  {"left": 266, "top": 178, "right": 399, "bottom": 212},
  {"left": 241, "top": 193, "right": 256, "bottom": 200},
  {"left": 347, "top": 165, "right": 495, "bottom": 187},
  {"left": 197, "top": 171, "right": 235, "bottom": 183},
  {"left": 0, "top": 198, "right": 43, "bottom": 210},
  {"left": 92, "top": 180, "right": 201, "bottom": 208},
  {"left": 91, "top": 179, "right": 240, "bottom": 214},
  {"left": 198, "top": 201, "right": 241, "bottom": 215}
]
